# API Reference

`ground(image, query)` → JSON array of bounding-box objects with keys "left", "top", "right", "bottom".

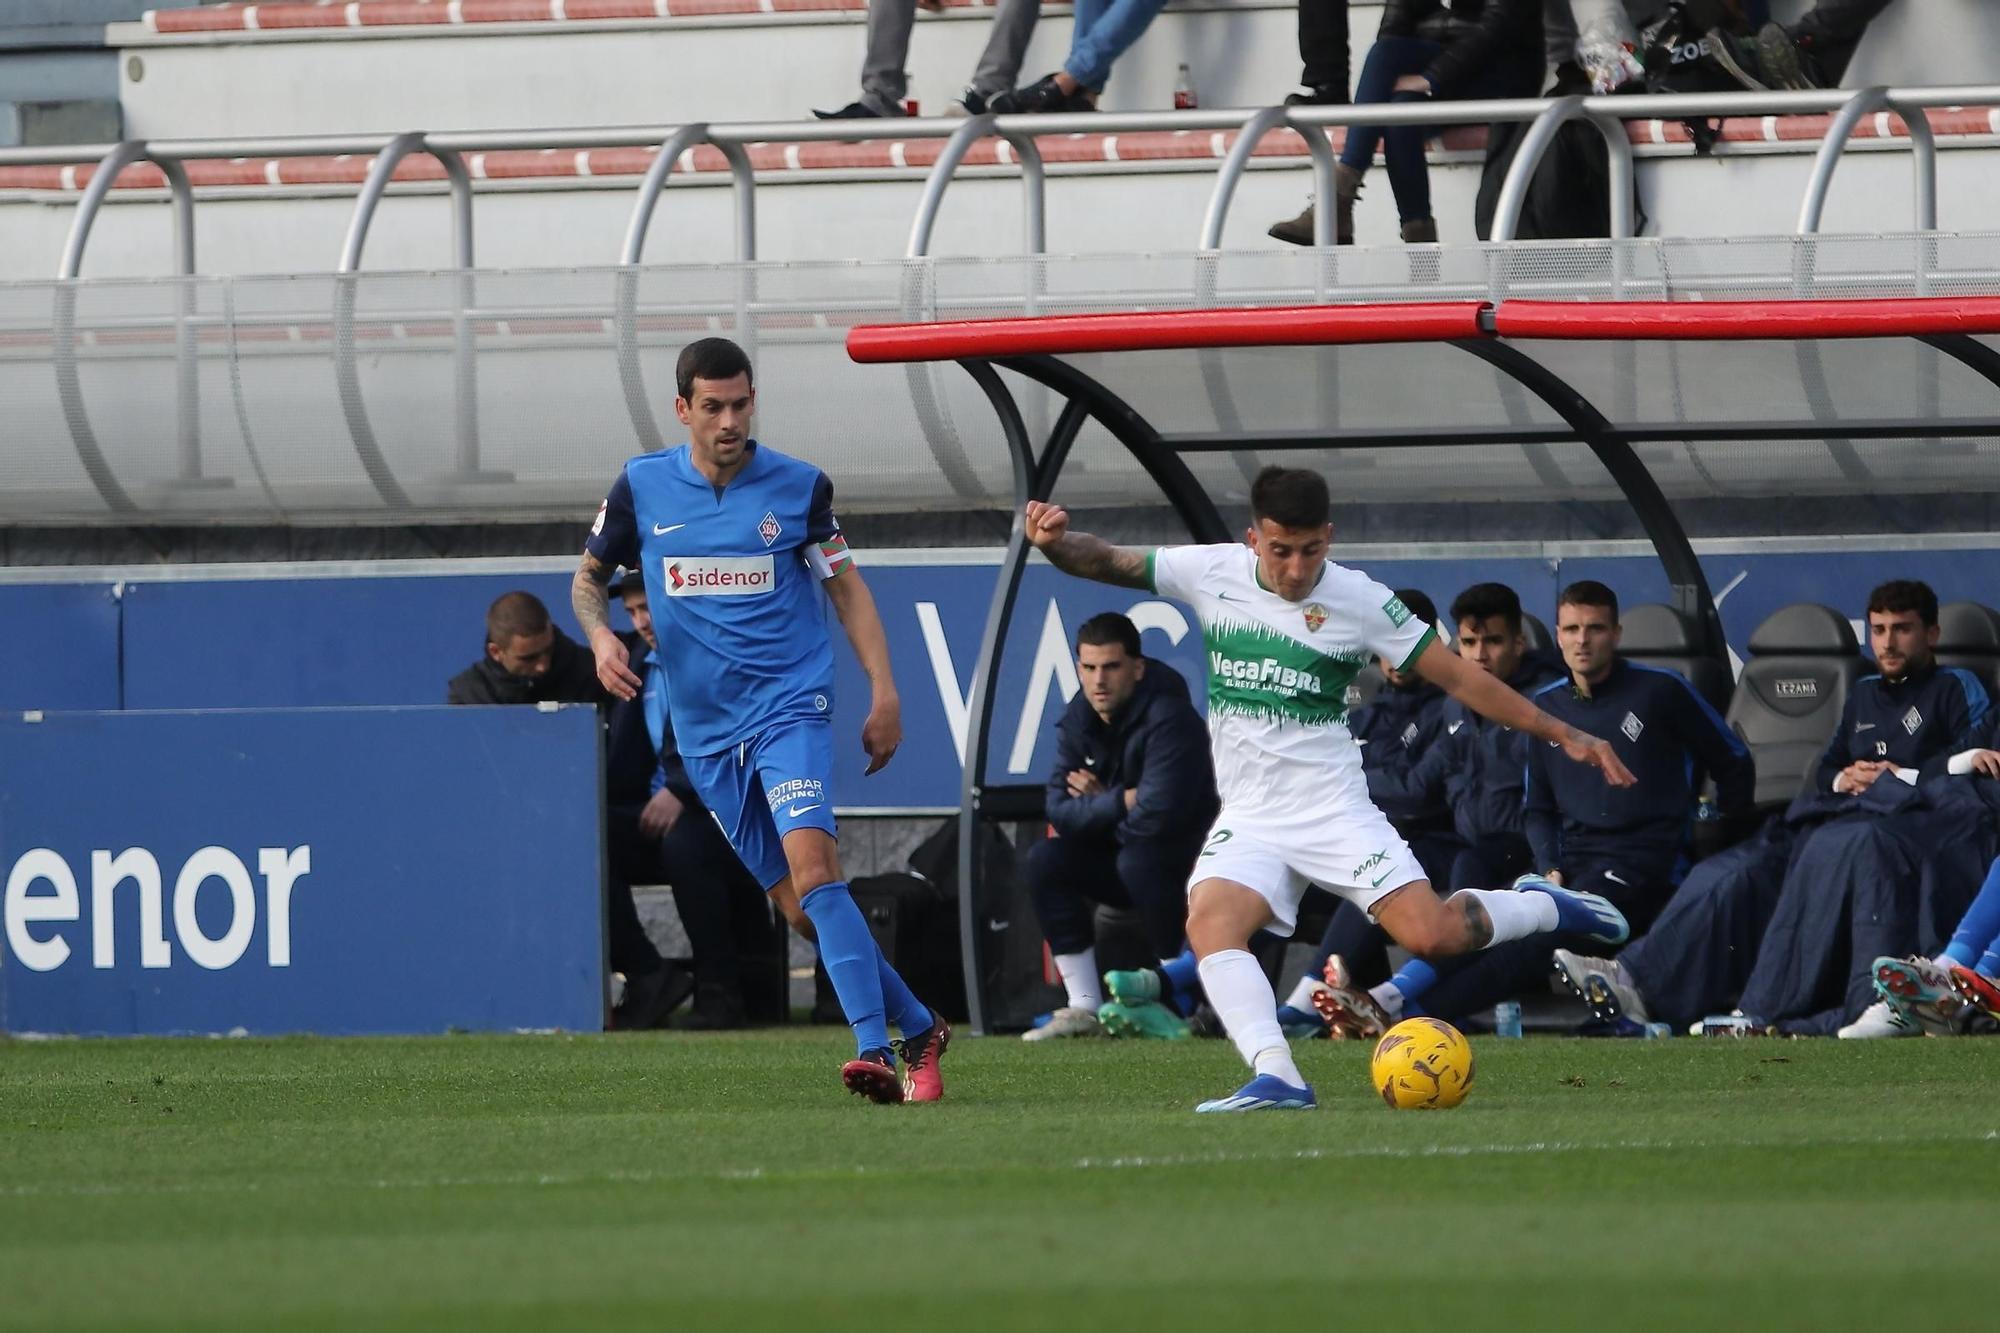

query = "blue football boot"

[
  {"left": 1513, "top": 874, "right": 1629, "bottom": 946},
  {"left": 1194, "top": 1073, "right": 1317, "bottom": 1113}
]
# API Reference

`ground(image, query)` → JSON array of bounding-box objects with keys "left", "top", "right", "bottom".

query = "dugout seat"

[
  {"left": 1620, "top": 603, "right": 1733, "bottom": 715},
  {"left": 1725, "top": 603, "right": 1864, "bottom": 810},
  {"left": 1936, "top": 600, "right": 2000, "bottom": 698},
  {"left": 1521, "top": 612, "right": 1553, "bottom": 658},
  {"left": 1344, "top": 662, "right": 1386, "bottom": 711}
]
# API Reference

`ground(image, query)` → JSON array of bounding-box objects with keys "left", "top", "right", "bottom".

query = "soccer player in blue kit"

[{"left": 574, "top": 337, "right": 948, "bottom": 1104}]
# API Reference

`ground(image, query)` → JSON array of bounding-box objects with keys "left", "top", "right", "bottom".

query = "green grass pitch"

[{"left": 2, "top": 1030, "right": 1995, "bottom": 1330}]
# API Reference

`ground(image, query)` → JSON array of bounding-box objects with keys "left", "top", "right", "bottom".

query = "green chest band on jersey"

[{"left": 1203, "top": 616, "right": 1366, "bottom": 726}]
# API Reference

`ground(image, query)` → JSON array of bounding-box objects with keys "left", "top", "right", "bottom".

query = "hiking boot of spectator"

[
  {"left": 1098, "top": 998, "right": 1192, "bottom": 1040},
  {"left": 1753, "top": 21, "right": 1819, "bottom": 90},
  {"left": 1022, "top": 1005, "right": 1104, "bottom": 1041},
  {"left": 894, "top": 1015, "right": 950, "bottom": 1101},
  {"left": 612, "top": 960, "right": 695, "bottom": 1031},
  {"left": 1285, "top": 86, "right": 1349, "bottom": 106},
  {"left": 1270, "top": 162, "right": 1361, "bottom": 247},
  {"left": 840, "top": 1047, "right": 905, "bottom": 1103},
  {"left": 1872, "top": 955, "right": 1964, "bottom": 1035},
  {"left": 812, "top": 100, "right": 907, "bottom": 121},
  {"left": 1704, "top": 28, "right": 1770, "bottom": 91},
  {"left": 1309, "top": 954, "right": 1391, "bottom": 1040},
  {"left": 950, "top": 87, "right": 991, "bottom": 117},
  {"left": 1400, "top": 218, "right": 1439, "bottom": 244},
  {"left": 1948, "top": 963, "right": 2000, "bottom": 1020},
  {"left": 1836, "top": 999, "right": 1917, "bottom": 1039},
  {"left": 1551, "top": 948, "right": 1648, "bottom": 1023},
  {"left": 990, "top": 74, "right": 1087, "bottom": 115}
]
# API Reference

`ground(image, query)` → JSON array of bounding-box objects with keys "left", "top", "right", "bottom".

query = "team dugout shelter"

[{"left": 847, "top": 282, "right": 2000, "bottom": 1035}]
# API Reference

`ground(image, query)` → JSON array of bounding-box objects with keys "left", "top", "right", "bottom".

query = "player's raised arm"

[
  {"left": 1411, "top": 637, "right": 1637, "bottom": 788},
  {"left": 1024, "top": 501, "right": 1152, "bottom": 590},
  {"left": 572, "top": 550, "right": 643, "bottom": 701},
  {"left": 823, "top": 565, "right": 902, "bottom": 775}
]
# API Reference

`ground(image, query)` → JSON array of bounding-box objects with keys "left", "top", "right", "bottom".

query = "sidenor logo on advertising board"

[{"left": 3, "top": 845, "right": 311, "bottom": 973}]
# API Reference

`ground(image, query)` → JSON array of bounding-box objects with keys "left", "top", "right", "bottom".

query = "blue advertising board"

[
  {"left": 0, "top": 582, "right": 121, "bottom": 711},
  {"left": 14, "top": 540, "right": 2000, "bottom": 810},
  {"left": 0, "top": 705, "right": 604, "bottom": 1036}
]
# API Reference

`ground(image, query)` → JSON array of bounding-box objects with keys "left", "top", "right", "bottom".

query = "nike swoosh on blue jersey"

[
  {"left": 785, "top": 803, "right": 823, "bottom": 818},
  {"left": 653, "top": 522, "right": 687, "bottom": 534}
]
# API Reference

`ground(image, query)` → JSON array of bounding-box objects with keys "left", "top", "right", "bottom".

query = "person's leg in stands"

[
  {"left": 1294, "top": 0, "right": 1351, "bottom": 102},
  {"left": 965, "top": 0, "right": 1040, "bottom": 105},
  {"left": 1757, "top": 0, "right": 1892, "bottom": 88},
  {"left": 1062, "top": 0, "right": 1173, "bottom": 96},
  {"left": 859, "top": 0, "right": 917, "bottom": 114}
]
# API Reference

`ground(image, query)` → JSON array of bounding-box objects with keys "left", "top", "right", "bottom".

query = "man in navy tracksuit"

[
  {"left": 1557, "top": 580, "right": 1989, "bottom": 1033},
  {"left": 1021, "top": 612, "right": 1220, "bottom": 1040},
  {"left": 1407, "top": 581, "right": 1755, "bottom": 1025}
]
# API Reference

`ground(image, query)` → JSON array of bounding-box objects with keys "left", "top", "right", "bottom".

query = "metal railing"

[{"left": 0, "top": 84, "right": 1986, "bottom": 518}]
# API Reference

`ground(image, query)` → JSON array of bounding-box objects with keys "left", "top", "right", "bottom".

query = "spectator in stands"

[
  {"left": 1281, "top": 583, "right": 1561, "bottom": 1035},
  {"left": 954, "top": 0, "right": 1039, "bottom": 114},
  {"left": 1315, "top": 581, "right": 1755, "bottom": 1034},
  {"left": 1710, "top": 0, "right": 1894, "bottom": 91},
  {"left": 1554, "top": 579, "right": 1988, "bottom": 1035},
  {"left": 446, "top": 590, "right": 601, "bottom": 705},
  {"left": 609, "top": 573, "right": 777, "bottom": 1031},
  {"left": 1271, "top": 588, "right": 1458, "bottom": 1033},
  {"left": 812, "top": 0, "right": 944, "bottom": 120},
  {"left": 986, "top": 0, "right": 1176, "bottom": 113},
  {"left": 1286, "top": 0, "right": 1352, "bottom": 107},
  {"left": 1021, "top": 613, "right": 1219, "bottom": 1041},
  {"left": 1270, "top": 0, "right": 1545, "bottom": 246},
  {"left": 448, "top": 590, "right": 693, "bottom": 1029}
]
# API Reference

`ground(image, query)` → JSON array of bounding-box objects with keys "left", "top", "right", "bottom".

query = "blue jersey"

[{"left": 585, "top": 440, "right": 853, "bottom": 757}]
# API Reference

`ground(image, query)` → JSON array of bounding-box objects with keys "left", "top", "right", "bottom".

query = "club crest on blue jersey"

[{"left": 759, "top": 510, "right": 783, "bottom": 547}]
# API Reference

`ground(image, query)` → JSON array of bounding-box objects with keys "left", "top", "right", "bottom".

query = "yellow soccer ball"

[{"left": 1370, "top": 1017, "right": 1475, "bottom": 1110}]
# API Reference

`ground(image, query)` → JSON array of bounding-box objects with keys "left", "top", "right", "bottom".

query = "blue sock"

[
  {"left": 799, "top": 883, "right": 890, "bottom": 1057},
  {"left": 1980, "top": 948, "right": 2000, "bottom": 978},
  {"left": 1160, "top": 948, "right": 1201, "bottom": 1015},
  {"left": 1944, "top": 857, "right": 2000, "bottom": 970},
  {"left": 875, "top": 942, "right": 933, "bottom": 1038},
  {"left": 1389, "top": 957, "right": 1438, "bottom": 1006}
]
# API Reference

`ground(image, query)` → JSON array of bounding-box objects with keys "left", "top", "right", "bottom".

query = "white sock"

[
  {"left": 1460, "top": 888, "right": 1558, "bottom": 945},
  {"left": 1197, "top": 949, "right": 1306, "bottom": 1088},
  {"left": 1053, "top": 949, "right": 1102, "bottom": 1011},
  {"left": 1370, "top": 982, "right": 1405, "bottom": 1017},
  {"left": 1282, "top": 975, "right": 1321, "bottom": 1011}
]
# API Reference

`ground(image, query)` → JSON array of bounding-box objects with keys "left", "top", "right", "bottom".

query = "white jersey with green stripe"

[{"left": 1148, "top": 544, "right": 1437, "bottom": 809}]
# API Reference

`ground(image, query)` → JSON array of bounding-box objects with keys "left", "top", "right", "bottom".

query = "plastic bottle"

[
  {"left": 1173, "top": 63, "right": 1197, "bottom": 111},
  {"left": 1493, "top": 1000, "right": 1523, "bottom": 1038},
  {"left": 1641, "top": 1021, "right": 1673, "bottom": 1039}
]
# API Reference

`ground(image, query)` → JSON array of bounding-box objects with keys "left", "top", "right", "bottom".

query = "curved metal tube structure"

[
  {"left": 1796, "top": 87, "right": 1935, "bottom": 234},
  {"left": 616, "top": 124, "right": 720, "bottom": 453}
]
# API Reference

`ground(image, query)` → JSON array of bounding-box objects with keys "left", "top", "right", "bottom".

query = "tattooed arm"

[
  {"left": 1022, "top": 500, "right": 1151, "bottom": 590},
  {"left": 574, "top": 550, "right": 642, "bottom": 700}
]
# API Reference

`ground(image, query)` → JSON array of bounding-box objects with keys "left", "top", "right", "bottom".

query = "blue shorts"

[{"left": 683, "top": 717, "right": 839, "bottom": 891}]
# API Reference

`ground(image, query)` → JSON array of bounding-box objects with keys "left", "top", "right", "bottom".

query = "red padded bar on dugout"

[
  {"left": 845, "top": 302, "right": 1491, "bottom": 364},
  {"left": 1494, "top": 297, "right": 2000, "bottom": 341}
]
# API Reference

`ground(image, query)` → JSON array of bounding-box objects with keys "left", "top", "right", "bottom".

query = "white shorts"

[{"left": 1186, "top": 798, "right": 1424, "bottom": 937}]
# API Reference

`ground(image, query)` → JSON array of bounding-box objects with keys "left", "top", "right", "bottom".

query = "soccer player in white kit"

[{"left": 1024, "top": 468, "right": 1638, "bottom": 1111}]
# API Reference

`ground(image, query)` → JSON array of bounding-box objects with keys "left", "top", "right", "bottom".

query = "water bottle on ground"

[{"left": 1493, "top": 1000, "right": 1523, "bottom": 1038}]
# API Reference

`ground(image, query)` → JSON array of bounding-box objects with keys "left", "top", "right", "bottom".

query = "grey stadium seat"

[
  {"left": 1620, "top": 603, "right": 1733, "bottom": 715},
  {"left": 1936, "top": 600, "right": 2000, "bottom": 698},
  {"left": 1521, "top": 611, "right": 1553, "bottom": 659},
  {"left": 1725, "top": 603, "right": 1865, "bottom": 810}
]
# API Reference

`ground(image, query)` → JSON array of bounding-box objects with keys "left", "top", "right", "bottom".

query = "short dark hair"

[
  {"left": 1451, "top": 582, "right": 1522, "bottom": 633},
  {"left": 613, "top": 569, "right": 647, "bottom": 600},
  {"left": 1867, "top": 579, "right": 1938, "bottom": 626},
  {"left": 1076, "top": 611, "right": 1141, "bottom": 658},
  {"left": 486, "top": 591, "right": 551, "bottom": 646},
  {"left": 1392, "top": 588, "right": 1438, "bottom": 631},
  {"left": 1249, "top": 466, "right": 1330, "bottom": 530},
  {"left": 676, "top": 337, "right": 754, "bottom": 401},
  {"left": 1557, "top": 579, "right": 1620, "bottom": 623}
]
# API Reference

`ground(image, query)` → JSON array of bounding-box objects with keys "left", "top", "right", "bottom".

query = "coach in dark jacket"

[
  {"left": 446, "top": 591, "right": 603, "bottom": 706},
  {"left": 1023, "top": 614, "right": 1218, "bottom": 1029}
]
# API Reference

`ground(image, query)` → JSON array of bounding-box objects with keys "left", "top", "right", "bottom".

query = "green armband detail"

[{"left": 1395, "top": 624, "right": 1438, "bottom": 674}]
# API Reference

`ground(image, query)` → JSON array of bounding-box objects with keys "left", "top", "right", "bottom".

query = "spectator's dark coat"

[
  {"left": 1351, "top": 679, "right": 1454, "bottom": 833},
  {"left": 606, "top": 632, "right": 698, "bottom": 807},
  {"left": 1044, "top": 657, "right": 1219, "bottom": 846},
  {"left": 1785, "top": 662, "right": 1990, "bottom": 825},
  {"left": 445, "top": 627, "right": 604, "bottom": 707},
  {"left": 1371, "top": 655, "right": 1565, "bottom": 844},
  {"left": 1378, "top": 0, "right": 1545, "bottom": 96}
]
